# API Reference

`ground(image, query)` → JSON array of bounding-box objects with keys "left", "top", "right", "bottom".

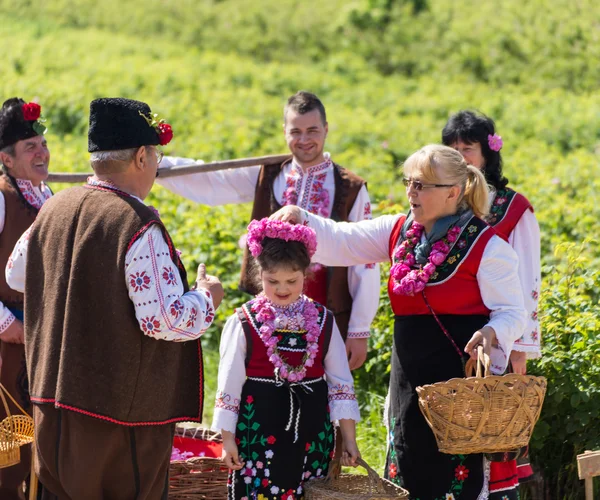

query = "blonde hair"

[{"left": 403, "top": 144, "right": 490, "bottom": 218}]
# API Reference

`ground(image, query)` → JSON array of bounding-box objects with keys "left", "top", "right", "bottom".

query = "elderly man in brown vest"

[
  {"left": 7, "top": 97, "right": 224, "bottom": 499},
  {"left": 158, "top": 91, "right": 380, "bottom": 370},
  {"left": 0, "top": 97, "right": 52, "bottom": 500}
]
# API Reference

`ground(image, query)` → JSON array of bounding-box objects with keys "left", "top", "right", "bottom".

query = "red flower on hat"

[
  {"left": 22, "top": 102, "right": 41, "bottom": 121},
  {"left": 157, "top": 122, "right": 173, "bottom": 146}
]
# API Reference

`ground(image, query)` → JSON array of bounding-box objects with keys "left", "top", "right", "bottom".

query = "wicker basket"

[
  {"left": 416, "top": 346, "right": 547, "bottom": 455},
  {"left": 0, "top": 383, "right": 35, "bottom": 469},
  {"left": 304, "top": 458, "right": 409, "bottom": 500},
  {"left": 168, "top": 425, "right": 228, "bottom": 500}
]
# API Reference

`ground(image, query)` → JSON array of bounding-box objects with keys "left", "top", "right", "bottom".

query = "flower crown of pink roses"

[
  {"left": 22, "top": 101, "right": 47, "bottom": 135},
  {"left": 247, "top": 218, "right": 317, "bottom": 258},
  {"left": 488, "top": 133, "right": 503, "bottom": 152}
]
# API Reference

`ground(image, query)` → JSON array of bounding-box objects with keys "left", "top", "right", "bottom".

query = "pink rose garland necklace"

[
  {"left": 251, "top": 295, "right": 321, "bottom": 383},
  {"left": 390, "top": 222, "right": 462, "bottom": 295}
]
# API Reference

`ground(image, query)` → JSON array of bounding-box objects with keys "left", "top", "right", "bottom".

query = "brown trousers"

[
  {"left": 0, "top": 341, "right": 31, "bottom": 500},
  {"left": 33, "top": 405, "right": 175, "bottom": 500}
]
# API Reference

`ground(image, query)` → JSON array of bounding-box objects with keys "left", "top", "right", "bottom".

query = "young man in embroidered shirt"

[
  {"left": 0, "top": 97, "right": 53, "bottom": 500},
  {"left": 6, "top": 98, "right": 225, "bottom": 499},
  {"left": 158, "top": 91, "right": 380, "bottom": 370}
]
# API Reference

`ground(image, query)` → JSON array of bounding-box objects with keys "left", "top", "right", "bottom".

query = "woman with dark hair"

[{"left": 443, "top": 110, "right": 542, "bottom": 499}]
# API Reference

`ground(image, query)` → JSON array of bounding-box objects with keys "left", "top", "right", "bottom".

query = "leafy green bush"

[{"left": 529, "top": 242, "right": 600, "bottom": 498}]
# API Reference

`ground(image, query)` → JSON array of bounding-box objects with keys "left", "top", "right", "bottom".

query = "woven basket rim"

[{"left": 416, "top": 373, "right": 547, "bottom": 392}]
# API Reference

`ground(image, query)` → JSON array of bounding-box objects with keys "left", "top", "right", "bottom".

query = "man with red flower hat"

[
  {"left": 6, "top": 97, "right": 224, "bottom": 498},
  {"left": 0, "top": 97, "right": 52, "bottom": 499}
]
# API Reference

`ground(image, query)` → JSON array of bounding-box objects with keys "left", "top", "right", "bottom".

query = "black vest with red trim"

[
  {"left": 236, "top": 299, "right": 333, "bottom": 379},
  {"left": 487, "top": 187, "right": 533, "bottom": 242},
  {"left": 387, "top": 215, "right": 496, "bottom": 316}
]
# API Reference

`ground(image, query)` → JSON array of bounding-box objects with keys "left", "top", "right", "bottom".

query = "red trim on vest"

[
  {"left": 490, "top": 461, "right": 519, "bottom": 492},
  {"left": 387, "top": 219, "right": 494, "bottom": 316},
  {"left": 242, "top": 305, "right": 328, "bottom": 379},
  {"left": 492, "top": 192, "right": 533, "bottom": 242}
]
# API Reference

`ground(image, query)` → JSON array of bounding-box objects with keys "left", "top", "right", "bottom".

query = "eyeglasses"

[{"left": 402, "top": 178, "right": 455, "bottom": 191}]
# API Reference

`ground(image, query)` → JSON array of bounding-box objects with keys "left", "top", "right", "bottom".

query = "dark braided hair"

[{"left": 442, "top": 110, "right": 509, "bottom": 191}]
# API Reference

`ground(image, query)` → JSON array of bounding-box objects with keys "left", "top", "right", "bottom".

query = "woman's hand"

[
  {"left": 269, "top": 205, "right": 304, "bottom": 224},
  {"left": 221, "top": 430, "right": 245, "bottom": 470},
  {"left": 340, "top": 439, "right": 361, "bottom": 467},
  {"left": 509, "top": 350, "right": 527, "bottom": 374},
  {"left": 464, "top": 326, "right": 497, "bottom": 359}
]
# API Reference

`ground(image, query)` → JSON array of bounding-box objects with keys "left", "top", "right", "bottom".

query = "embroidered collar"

[
  {"left": 86, "top": 176, "right": 143, "bottom": 203},
  {"left": 290, "top": 152, "right": 333, "bottom": 175},
  {"left": 15, "top": 178, "right": 52, "bottom": 210}
]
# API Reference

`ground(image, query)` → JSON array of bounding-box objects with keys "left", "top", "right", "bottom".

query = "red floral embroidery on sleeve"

[
  {"left": 141, "top": 316, "right": 161, "bottom": 336},
  {"left": 169, "top": 299, "right": 184, "bottom": 318},
  {"left": 162, "top": 266, "right": 178, "bottom": 286},
  {"left": 186, "top": 307, "right": 198, "bottom": 328},
  {"left": 130, "top": 271, "right": 151, "bottom": 293}
]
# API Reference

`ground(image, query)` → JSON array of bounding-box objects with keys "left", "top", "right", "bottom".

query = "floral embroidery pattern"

[
  {"left": 427, "top": 218, "right": 488, "bottom": 284},
  {"left": 169, "top": 299, "right": 184, "bottom": 318},
  {"left": 387, "top": 417, "right": 402, "bottom": 486},
  {"left": 162, "top": 266, "right": 178, "bottom": 286},
  {"left": 130, "top": 271, "right": 151, "bottom": 293},
  {"left": 282, "top": 159, "right": 333, "bottom": 218},
  {"left": 141, "top": 316, "right": 161, "bottom": 336},
  {"left": 486, "top": 188, "right": 517, "bottom": 226},
  {"left": 186, "top": 307, "right": 197, "bottom": 328},
  {"left": 215, "top": 390, "right": 240, "bottom": 414}
]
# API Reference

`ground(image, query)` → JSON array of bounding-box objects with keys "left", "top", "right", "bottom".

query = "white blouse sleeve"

[
  {"left": 156, "top": 156, "right": 260, "bottom": 205},
  {"left": 477, "top": 235, "right": 528, "bottom": 374},
  {"left": 306, "top": 211, "right": 400, "bottom": 267},
  {"left": 324, "top": 320, "right": 361, "bottom": 422},
  {"left": 211, "top": 313, "right": 247, "bottom": 434},
  {"left": 1, "top": 205, "right": 24, "bottom": 334},
  {"left": 509, "top": 210, "right": 542, "bottom": 358},
  {"left": 345, "top": 186, "right": 381, "bottom": 338},
  {"left": 125, "top": 224, "right": 215, "bottom": 342},
  {"left": 5, "top": 225, "right": 32, "bottom": 295}
]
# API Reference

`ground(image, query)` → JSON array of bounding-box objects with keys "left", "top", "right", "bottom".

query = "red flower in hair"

[
  {"left": 157, "top": 122, "right": 173, "bottom": 146},
  {"left": 22, "top": 102, "right": 41, "bottom": 121}
]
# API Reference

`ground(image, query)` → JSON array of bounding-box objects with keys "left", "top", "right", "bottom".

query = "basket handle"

[
  {"left": 0, "top": 383, "right": 16, "bottom": 438},
  {"left": 0, "top": 382, "right": 31, "bottom": 417},
  {"left": 325, "top": 457, "right": 386, "bottom": 494},
  {"left": 464, "top": 345, "right": 491, "bottom": 378}
]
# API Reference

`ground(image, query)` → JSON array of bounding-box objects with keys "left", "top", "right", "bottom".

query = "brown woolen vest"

[
  {"left": 0, "top": 173, "right": 39, "bottom": 311},
  {"left": 239, "top": 160, "right": 365, "bottom": 339},
  {"left": 25, "top": 186, "right": 203, "bottom": 425}
]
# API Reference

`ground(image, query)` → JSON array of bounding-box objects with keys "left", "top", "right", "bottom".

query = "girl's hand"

[
  {"left": 340, "top": 440, "right": 361, "bottom": 467},
  {"left": 509, "top": 350, "right": 527, "bottom": 374},
  {"left": 269, "top": 205, "right": 304, "bottom": 224},
  {"left": 465, "top": 326, "right": 496, "bottom": 359},
  {"left": 221, "top": 431, "right": 245, "bottom": 470}
]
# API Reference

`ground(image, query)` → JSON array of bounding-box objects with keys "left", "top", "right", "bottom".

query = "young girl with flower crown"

[{"left": 212, "top": 218, "right": 361, "bottom": 500}]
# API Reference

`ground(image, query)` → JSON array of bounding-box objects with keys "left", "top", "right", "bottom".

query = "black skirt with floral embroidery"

[
  {"left": 385, "top": 314, "right": 490, "bottom": 500},
  {"left": 229, "top": 377, "right": 334, "bottom": 500}
]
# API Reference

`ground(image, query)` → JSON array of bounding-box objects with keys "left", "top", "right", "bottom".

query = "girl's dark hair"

[
  {"left": 251, "top": 237, "right": 311, "bottom": 291},
  {"left": 441, "top": 110, "right": 509, "bottom": 190}
]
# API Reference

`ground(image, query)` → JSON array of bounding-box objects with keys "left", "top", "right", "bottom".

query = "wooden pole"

[
  {"left": 577, "top": 450, "right": 600, "bottom": 500},
  {"left": 46, "top": 153, "right": 292, "bottom": 184}
]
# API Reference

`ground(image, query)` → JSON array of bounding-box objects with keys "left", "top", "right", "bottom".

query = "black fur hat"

[
  {"left": 88, "top": 97, "right": 163, "bottom": 153},
  {"left": 0, "top": 97, "right": 44, "bottom": 151}
]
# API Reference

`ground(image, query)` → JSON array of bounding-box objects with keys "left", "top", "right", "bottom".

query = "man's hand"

[
  {"left": 194, "top": 263, "right": 224, "bottom": 309},
  {"left": 0, "top": 318, "right": 24, "bottom": 344},
  {"left": 346, "top": 338, "right": 368, "bottom": 371},
  {"left": 510, "top": 350, "right": 527, "bottom": 375}
]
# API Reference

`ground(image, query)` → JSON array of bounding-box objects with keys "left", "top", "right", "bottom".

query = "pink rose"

[
  {"left": 414, "top": 281, "right": 426, "bottom": 293},
  {"left": 430, "top": 251, "right": 446, "bottom": 266},
  {"left": 423, "top": 262, "right": 436, "bottom": 275}
]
